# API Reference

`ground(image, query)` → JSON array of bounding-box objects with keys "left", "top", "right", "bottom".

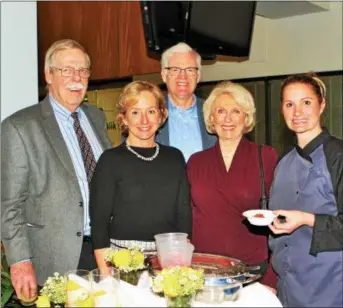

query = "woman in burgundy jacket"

[{"left": 187, "top": 81, "right": 278, "bottom": 290}]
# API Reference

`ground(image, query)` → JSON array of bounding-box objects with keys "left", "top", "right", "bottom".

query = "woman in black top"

[{"left": 90, "top": 81, "right": 192, "bottom": 268}]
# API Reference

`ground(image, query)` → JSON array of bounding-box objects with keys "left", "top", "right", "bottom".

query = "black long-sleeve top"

[{"left": 90, "top": 142, "right": 192, "bottom": 249}]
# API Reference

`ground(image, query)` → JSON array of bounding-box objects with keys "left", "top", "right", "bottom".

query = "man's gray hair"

[
  {"left": 44, "top": 39, "right": 91, "bottom": 72},
  {"left": 161, "top": 42, "right": 202, "bottom": 70}
]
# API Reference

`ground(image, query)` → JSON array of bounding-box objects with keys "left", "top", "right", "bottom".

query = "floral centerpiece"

[
  {"left": 152, "top": 266, "right": 205, "bottom": 307},
  {"left": 106, "top": 246, "right": 145, "bottom": 285},
  {"left": 35, "top": 272, "right": 67, "bottom": 307}
]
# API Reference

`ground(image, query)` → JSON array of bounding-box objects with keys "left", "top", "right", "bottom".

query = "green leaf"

[
  {"left": 1, "top": 287, "right": 14, "bottom": 307},
  {"left": 1, "top": 280, "right": 13, "bottom": 288},
  {"left": 1, "top": 252, "right": 10, "bottom": 272},
  {"left": 1, "top": 271, "right": 11, "bottom": 280}
]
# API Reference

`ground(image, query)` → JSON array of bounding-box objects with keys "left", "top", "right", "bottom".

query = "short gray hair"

[
  {"left": 203, "top": 81, "right": 256, "bottom": 134},
  {"left": 44, "top": 39, "right": 91, "bottom": 72},
  {"left": 161, "top": 42, "right": 202, "bottom": 70}
]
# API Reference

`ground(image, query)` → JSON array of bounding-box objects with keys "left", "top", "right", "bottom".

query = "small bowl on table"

[
  {"left": 195, "top": 276, "right": 242, "bottom": 304},
  {"left": 243, "top": 209, "right": 276, "bottom": 226}
]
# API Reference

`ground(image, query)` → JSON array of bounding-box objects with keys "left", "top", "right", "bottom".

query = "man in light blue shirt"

[{"left": 156, "top": 43, "right": 216, "bottom": 161}]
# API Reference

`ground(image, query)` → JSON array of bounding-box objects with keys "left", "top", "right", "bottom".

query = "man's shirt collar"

[
  {"left": 49, "top": 94, "right": 81, "bottom": 121},
  {"left": 167, "top": 95, "right": 197, "bottom": 113}
]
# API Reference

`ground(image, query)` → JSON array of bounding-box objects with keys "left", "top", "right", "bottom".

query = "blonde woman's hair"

[
  {"left": 44, "top": 39, "right": 91, "bottom": 72},
  {"left": 117, "top": 80, "right": 168, "bottom": 134},
  {"left": 161, "top": 42, "right": 202, "bottom": 70},
  {"left": 203, "top": 81, "right": 256, "bottom": 134}
]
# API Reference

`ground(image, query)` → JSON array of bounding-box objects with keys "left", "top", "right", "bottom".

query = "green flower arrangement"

[
  {"left": 36, "top": 272, "right": 67, "bottom": 307},
  {"left": 152, "top": 266, "right": 205, "bottom": 307},
  {"left": 105, "top": 246, "right": 146, "bottom": 285}
]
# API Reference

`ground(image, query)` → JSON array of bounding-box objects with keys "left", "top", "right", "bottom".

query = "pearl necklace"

[{"left": 126, "top": 143, "right": 160, "bottom": 161}]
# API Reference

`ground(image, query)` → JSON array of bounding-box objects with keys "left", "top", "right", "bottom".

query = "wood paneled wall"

[
  {"left": 196, "top": 73, "right": 343, "bottom": 153},
  {"left": 37, "top": 1, "right": 161, "bottom": 86}
]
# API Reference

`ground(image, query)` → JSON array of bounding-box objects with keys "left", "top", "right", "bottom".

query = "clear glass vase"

[
  {"left": 165, "top": 294, "right": 193, "bottom": 307},
  {"left": 120, "top": 270, "right": 143, "bottom": 286}
]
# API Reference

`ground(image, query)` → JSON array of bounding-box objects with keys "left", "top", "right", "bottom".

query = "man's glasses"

[
  {"left": 50, "top": 66, "right": 91, "bottom": 78},
  {"left": 165, "top": 67, "right": 199, "bottom": 77}
]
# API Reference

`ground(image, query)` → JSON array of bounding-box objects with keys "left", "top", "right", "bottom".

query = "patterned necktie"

[{"left": 71, "top": 112, "right": 97, "bottom": 185}]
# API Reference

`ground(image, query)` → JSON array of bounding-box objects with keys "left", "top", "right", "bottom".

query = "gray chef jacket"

[{"left": 269, "top": 130, "right": 343, "bottom": 307}]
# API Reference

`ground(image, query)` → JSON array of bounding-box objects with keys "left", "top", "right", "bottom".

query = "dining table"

[{"left": 117, "top": 273, "right": 283, "bottom": 307}]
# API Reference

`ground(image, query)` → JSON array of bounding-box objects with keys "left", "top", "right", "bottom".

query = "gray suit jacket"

[
  {"left": 155, "top": 96, "right": 217, "bottom": 150},
  {"left": 1, "top": 96, "right": 112, "bottom": 285}
]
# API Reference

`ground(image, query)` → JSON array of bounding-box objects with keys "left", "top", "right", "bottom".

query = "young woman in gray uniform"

[{"left": 268, "top": 73, "right": 343, "bottom": 307}]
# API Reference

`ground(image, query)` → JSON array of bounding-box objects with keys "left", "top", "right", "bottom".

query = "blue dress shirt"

[
  {"left": 167, "top": 95, "right": 203, "bottom": 162},
  {"left": 50, "top": 95, "right": 103, "bottom": 235}
]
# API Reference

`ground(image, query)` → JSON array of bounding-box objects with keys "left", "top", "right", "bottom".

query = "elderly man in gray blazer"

[
  {"left": 1, "top": 39, "right": 112, "bottom": 301},
  {"left": 156, "top": 42, "right": 216, "bottom": 161}
]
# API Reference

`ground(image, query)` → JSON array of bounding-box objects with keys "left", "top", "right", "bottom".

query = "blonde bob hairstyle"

[
  {"left": 203, "top": 81, "right": 256, "bottom": 134},
  {"left": 44, "top": 39, "right": 91, "bottom": 72},
  {"left": 117, "top": 80, "right": 168, "bottom": 134}
]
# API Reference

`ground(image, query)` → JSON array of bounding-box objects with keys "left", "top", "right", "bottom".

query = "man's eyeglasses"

[
  {"left": 165, "top": 67, "right": 199, "bottom": 77},
  {"left": 50, "top": 66, "right": 91, "bottom": 78}
]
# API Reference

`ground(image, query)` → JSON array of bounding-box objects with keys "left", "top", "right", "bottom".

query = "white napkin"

[
  {"left": 194, "top": 283, "right": 282, "bottom": 307},
  {"left": 93, "top": 276, "right": 119, "bottom": 292},
  {"left": 118, "top": 280, "right": 163, "bottom": 307},
  {"left": 137, "top": 270, "right": 151, "bottom": 289},
  {"left": 117, "top": 281, "right": 283, "bottom": 307}
]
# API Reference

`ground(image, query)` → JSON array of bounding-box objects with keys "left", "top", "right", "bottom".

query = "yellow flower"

[
  {"left": 75, "top": 297, "right": 94, "bottom": 307},
  {"left": 113, "top": 249, "right": 131, "bottom": 268},
  {"left": 66, "top": 280, "right": 82, "bottom": 291},
  {"left": 131, "top": 251, "right": 144, "bottom": 267},
  {"left": 163, "top": 275, "right": 182, "bottom": 298},
  {"left": 35, "top": 295, "right": 51, "bottom": 307},
  {"left": 94, "top": 290, "right": 106, "bottom": 297}
]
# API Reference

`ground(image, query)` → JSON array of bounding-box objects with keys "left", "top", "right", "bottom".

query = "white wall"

[
  {"left": 0, "top": 2, "right": 341, "bottom": 118},
  {"left": 1, "top": 1, "right": 38, "bottom": 121},
  {"left": 201, "top": 2, "right": 343, "bottom": 82}
]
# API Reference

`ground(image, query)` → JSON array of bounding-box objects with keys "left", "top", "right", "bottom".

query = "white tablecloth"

[{"left": 117, "top": 279, "right": 283, "bottom": 307}]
